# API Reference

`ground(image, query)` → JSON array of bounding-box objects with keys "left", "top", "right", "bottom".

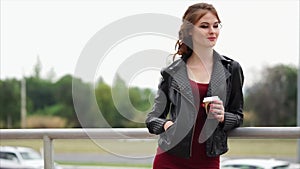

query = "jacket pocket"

[
  {"left": 163, "top": 122, "right": 176, "bottom": 144},
  {"left": 207, "top": 127, "right": 228, "bottom": 157}
]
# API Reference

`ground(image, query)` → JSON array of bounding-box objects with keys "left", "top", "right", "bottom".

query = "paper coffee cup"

[{"left": 203, "top": 96, "right": 220, "bottom": 114}]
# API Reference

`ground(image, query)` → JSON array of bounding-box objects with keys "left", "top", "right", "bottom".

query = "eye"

[
  {"left": 199, "top": 25, "right": 209, "bottom": 29},
  {"left": 214, "top": 23, "right": 222, "bottom": 29}
]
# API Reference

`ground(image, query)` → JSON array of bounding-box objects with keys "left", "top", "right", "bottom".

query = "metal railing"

[{"left": 1, "top": 127, "right": 300, "bottom": 168}]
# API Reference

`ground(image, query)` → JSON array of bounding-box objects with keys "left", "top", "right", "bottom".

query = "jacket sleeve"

[
  {"left": 145, "top": 72, "right": 171, "bottom": 135},
  {"left": 223, "top": 61, "right": 244, "bottom": 132}
]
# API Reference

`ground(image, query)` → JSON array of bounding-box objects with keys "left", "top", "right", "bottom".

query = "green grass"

[
  {"left": 0, "top": 139, "right": 157, "bottom": 154},
  {"left": 225, "top": 139, "right": 297, "bottom": 158}
]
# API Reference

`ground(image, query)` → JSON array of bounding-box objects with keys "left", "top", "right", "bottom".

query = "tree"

[
  {"left": 95, "top": 79, "right": 121, "bottom": 127},
  {"left": 128, "top": 87, "right": 154, "bottom": 127},
  {"left": 95, "top": 75, "right": 155, "bottom": 128},
  {"left": 26, "top": 77, "right": 55, "bottom": 112},
  {"left": 0, "top": 79, "right": 21, "bottom": 128},
  {"left": 54, "top": 75, "right": 82, "bottom": 127},
  {"left": 72, "top": 76, "right": 100, "bottom": 128},
  {"left": 33, "top": 56, "right": 42, "bottom": 79},
  {"left": 244, "top": 64, "right": 297, "bottom": 126}
]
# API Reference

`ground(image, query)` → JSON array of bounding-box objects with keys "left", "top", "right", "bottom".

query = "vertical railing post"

[{"left": 43, "top": 135, "right": 54, "bottom": 169}]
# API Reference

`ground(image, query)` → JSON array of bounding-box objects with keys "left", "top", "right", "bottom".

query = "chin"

[{"left": 206, "top": 43, "right": 216, "bottom": 48}]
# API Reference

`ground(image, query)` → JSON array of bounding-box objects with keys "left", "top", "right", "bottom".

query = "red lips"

[{"left": 207, "top": 37, "right": 216, "bottom": 41}]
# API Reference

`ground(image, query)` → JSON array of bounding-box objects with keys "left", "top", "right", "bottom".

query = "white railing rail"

[{"left": 1, "top": 127, "right": 300, "bottom": 169}]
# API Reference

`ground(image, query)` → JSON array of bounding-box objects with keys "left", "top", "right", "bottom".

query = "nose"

[{"left": 208, "top": 26, "right": 217, "bottom": 34}]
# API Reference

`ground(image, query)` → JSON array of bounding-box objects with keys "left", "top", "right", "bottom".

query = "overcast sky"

[{"left": 1, "top": 0, "right": 299, "bottom": 89}]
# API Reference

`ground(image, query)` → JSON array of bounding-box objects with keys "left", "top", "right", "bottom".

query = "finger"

[
  {"left": 214, "top": 114, "right": 224, "bottom": 122},
  {"left": 213, "top": 99, "right": 223, "bottom": 105},
  {"left": 210, "top": 103, "right": 224, "bottom": 111},
  {"left": 212, "top": 113, "right": 221, "bottom": 120},
  {"left": 212, "top": 109, "right": 222, "bottom": 116}
]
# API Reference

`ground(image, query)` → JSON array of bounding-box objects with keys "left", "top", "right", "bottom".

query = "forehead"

[{"left": 196, "top": 12, "right": 219, "bottom": 24}]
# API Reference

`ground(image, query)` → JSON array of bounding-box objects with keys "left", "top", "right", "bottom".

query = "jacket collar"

[
  {"left": 163, "top": 50, "right": 231, "bottom": 105},
  {"left": 208, "top": 50, "right": 231, "bottom": 100}
]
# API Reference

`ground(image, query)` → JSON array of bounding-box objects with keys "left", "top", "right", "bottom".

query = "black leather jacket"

[{"left": 146, "top": 50, "right": 244, "bottom": 158}]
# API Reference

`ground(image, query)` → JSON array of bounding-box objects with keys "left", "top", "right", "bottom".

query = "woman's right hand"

[{"left": 164, "top": 121, "right": 174, "bottom": 131}]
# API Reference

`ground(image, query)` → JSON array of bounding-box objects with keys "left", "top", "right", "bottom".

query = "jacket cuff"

[
  {"left": 147, "top": 118, "right": 167, "bottom": 134},
  {"left": 223, "top": 112, "right": 237, "bottom": 131}
]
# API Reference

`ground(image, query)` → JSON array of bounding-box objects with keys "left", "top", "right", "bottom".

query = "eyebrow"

[{"left": 200, "top": 21, "right": 219, "bottom": 24}]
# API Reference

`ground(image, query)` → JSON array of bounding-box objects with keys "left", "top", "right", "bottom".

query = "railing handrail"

[
  {"left": 1, "top": 127, "right": 299, "bottom": 168},
  {"left": 1, "top": 127, "right": 300, "bottom": 139}
]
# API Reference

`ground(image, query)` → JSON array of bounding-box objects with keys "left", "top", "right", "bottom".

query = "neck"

[{"left": 190, "top": 47, "right": 214, "bottom": 63}]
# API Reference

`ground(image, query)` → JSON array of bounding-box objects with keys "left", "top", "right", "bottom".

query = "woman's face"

[{"left": 190, "top": 12, "right": 221, "bottom": 48}]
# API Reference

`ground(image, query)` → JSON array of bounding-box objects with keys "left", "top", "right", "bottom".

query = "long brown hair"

[{"left": 174, "top": 3, "right": 221, "bottom": 60}]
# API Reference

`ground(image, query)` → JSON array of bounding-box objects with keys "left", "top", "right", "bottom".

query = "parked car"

[
  {"left": 0, "top": 146, "right": 62, "bottom": 169},
  {"left": 221, "top": 158, "right": 300, "bottom": 169},
  {"left": 0, "top": 158, "right": 29, "bottom": 169}
]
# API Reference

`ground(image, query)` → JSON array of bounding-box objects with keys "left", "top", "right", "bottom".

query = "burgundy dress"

[{"left": 153, "top": 80, "right": 220, "bottom": 169}]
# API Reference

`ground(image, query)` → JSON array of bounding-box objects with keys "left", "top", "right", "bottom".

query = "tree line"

[
  {"left": 0, "top": 74, "right": 155, "bottom": 128},
  {"left": 0, "top": 62, "right": 297, "bottom": 128}
]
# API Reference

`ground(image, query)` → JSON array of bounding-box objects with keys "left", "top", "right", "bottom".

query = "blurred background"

[{"left": 1, "top": 0, "right": 299, "bottom": 168}]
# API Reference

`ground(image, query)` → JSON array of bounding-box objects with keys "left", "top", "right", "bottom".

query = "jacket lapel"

[
  {"left": 207, "top": 50, "right": 231, "bottom": 104},
  {"left": 199, "top": 51, "right": 231, "bottom": 143},
  {"left": 167, "top": 60, "right": 195, "bottom": 106},
  {"left": 165, "top": 51, "right": 231, "bottom": 107}
]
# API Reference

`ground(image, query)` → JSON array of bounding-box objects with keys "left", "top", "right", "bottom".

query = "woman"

[{"left": 145, "top": 3, "right": 244, "bottom": 169}]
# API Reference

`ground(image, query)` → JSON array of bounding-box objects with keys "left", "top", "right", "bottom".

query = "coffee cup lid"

[{"left": 203, "top": 96, "right": 219, "bottom": 103}]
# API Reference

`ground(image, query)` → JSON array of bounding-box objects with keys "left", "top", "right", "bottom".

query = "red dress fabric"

[{"left": 153, "top": 80, "right": 220, "bottom": 169}]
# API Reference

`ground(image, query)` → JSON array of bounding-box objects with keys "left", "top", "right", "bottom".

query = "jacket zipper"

[{"left": 171, "top": 86, "right": 197, "bottom": 158}]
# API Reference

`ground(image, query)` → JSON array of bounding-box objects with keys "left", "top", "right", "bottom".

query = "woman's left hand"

[{"left": 209, "top": 99, "right": 225, "bottom": 122}]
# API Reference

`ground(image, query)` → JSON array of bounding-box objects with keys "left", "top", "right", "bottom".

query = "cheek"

[
  {"left": 215, "top": 30, "right": 220, "bottom": 37},
  {"left": 192, "top": 29, "right": 206, "bottom": 39}
]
